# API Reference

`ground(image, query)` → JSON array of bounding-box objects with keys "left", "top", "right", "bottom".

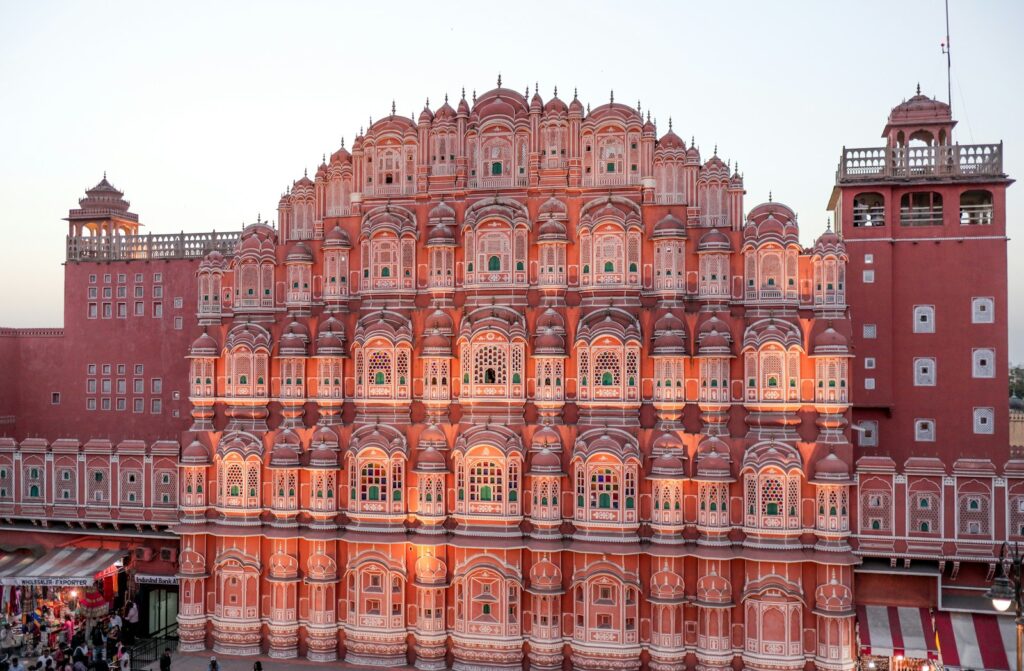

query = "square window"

[
  {"left": 864, "top": 357, "right": 876, "bottom": 370},
  {"left": 116, "top": 379, "right": 126, "bottom": 394},
  {"left": 174, "top": 316, "right": 183, "bottom": 330},
  {"left": 88, "top": 364, "right": 97, "bottom": 375},
  {"left": 858, "top": 420, "right": 879, "bottom": 447},
  {"left": 88, "top": 303, "right": 98, "bottom": 319},
  {"left": 913, "top": 305, "right": 936, "bottom": 333},
  {"left": 913, "top": 357, "right": 936, "bottom": 386},
  {"left": 117, "top": 302, "right": 127, "bottom": 318},
  {"left": 133, "top": 398, "right": 144, "bottom": 413},
  {"left": 134, "top": 286, "right": 144, "bottom": 298},
  {"left": 116, "top": 398, "right": 126, "bottom": 411},
  {"left": 102, "top": 364, "right": 111, "bottom": 375},
  {"left": 89, "top": 274, "right": 97, "bottom": 284},
  {"left": 51, "top": 392, "right": 60, "bottom": 405},
  {"left": 864, "top": 253, "right": 874, "bottom": 264},
  {"left": 102, "top": 303, "right": 112, "bottom": 318},
  {"left": 116, "top": 286, "right": 127, "bottom": 298},
  {"left": 87, "top": 398, "right": 97, "bottom": 411},
  {"left": 134, "top": 301, "right": 144, "bottom": 316},
  {"left": 973, "top": 349, "right": 996, "bottom": 378},
  {"left": 117, "top": 364, "right": 126, "bottom": 375},
  {"left": 103, "top": 273, "right": 111, "bottom": 283},
  {"left": 101, "top": 379, "right": 111, "bottom": 394},
  {"left": 134, "top": 273, "right": 143, "bottom": 283},
  {"left": 152, "top": 378, "right": 162, "bottom": 393},
  {"left": 134, "top": 379, "right": 143, "bottom": 394},
  {"left": 153, "top": 302, "right": 163, "bottom": 318},
  {"left": 864, "top": 377, "right": 876, "bottom": 390},
  {"left": 101, "top": 397, "right": 111, "bottom": 411},
  {"left": 87, "top": 379, "right": 96, "bottom": 394},
  {"left": 972, "top": 297, "right": 995, "bottom": 324},
  {"left": 135, "top": 364, "right": 144, "bottom": 375},
  {"left": 174, "top": 297, "right": 183, "bottom": 309},
  {"left": 88, "top": 287, "right": 98, "bottom": 299},
  {"left": 151, "top": 398, "right": 162, "bottom": 414},
  {"left": 102, "top": 287, "right": 112, "bottom": 299},
  {"left": 863, "top": 324, "right": 877, "bottom": 339},
  {"left": 974, "top": 407, "right": 994, "bottom": 434},
  {"left": 915, "top": 419, "right": 935, "bottom": 442},
  {"left": 117, "top": 273, "right": 126, "bottom": 283},
  {"left": 153, "top": 286, "right": 164, "bottom": 299},
  {"left": 863, "top": 269, "right": 875, "bottom": 283},
  {"left": 153, "top": 273, "right": 162, "bottom": 283}
]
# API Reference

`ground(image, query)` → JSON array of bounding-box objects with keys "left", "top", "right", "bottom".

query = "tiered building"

[
  {"left": 0, "top": 80, "right": 1012, "bottom": 670},
  {"left": 172, "top": 82, "right": 859, "bottom": 671}
]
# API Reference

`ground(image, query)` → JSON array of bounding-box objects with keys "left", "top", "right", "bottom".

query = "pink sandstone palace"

[{"left": 0, "top": 79, "right": 1016, "bottom": 670}]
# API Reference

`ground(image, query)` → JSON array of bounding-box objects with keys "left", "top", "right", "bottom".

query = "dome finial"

[
  {"left": 691, "top": 135, "right": 695, "bottom": 146},
  {"left": 461, "top": 86, "right": 466, "bottom": 99},
  {"left": 768, "top": 190, "right": 773, "bottom": 202},
  {"left": 497, "top": 72, "right": 502, "bottom": 87},
  {"left": 609, "top": 89, "right": 614, "bottom": 104},
  {"left": 646, "top": 110, "right": 651, "bottom": 123},
  {"left": 668, "top": 116, "right": 673, "bottom": 131},
  {"left": 341, "top": 136, "right": 345, "bottom": 148},
  {"left": 573, "top": 87, "right": 578, "bottom": 99},
  {"left": 103, "top": 170, "right": 107, "bottom": 180},
  {"left": 637, "top": 99, "right": 641, "bottom": 112},
  {"left": 714, "top": 143, "right": 718, "bottom": 155},
  {"left": 391, "top": 100, "right": 396, "bottom": 115},
  {"left": 826, "top": 217, "right": 832, "bottom": 231},
  {"left": 535, "top": 80, "right": 538, "bottom": 93},
  {"left": 425, "top": 96, "right": 430, "bottom": 107},
  {"left": 322, "top": 153, "right": 325, "bottom": 164},
  {"left": 553, "top": 85, "right": 558, "bottom": 97},
  {"left": 304, "top": 167, "right": 308, "bottom": 178},
  {"left": 916, "top": 81, "right": 921, "bottom": 95},
  {"left": 444, "top": 92, "right": 448, "bottom": 103}
]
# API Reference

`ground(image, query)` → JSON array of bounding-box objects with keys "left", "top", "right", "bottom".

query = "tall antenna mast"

[{"left": 942, "top": 0, "right": 952, "bottom": 113}]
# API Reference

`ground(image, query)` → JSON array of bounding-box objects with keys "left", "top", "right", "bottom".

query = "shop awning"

[
  {"left": 935, "top": 611, "right": 1015, "bottom": 671},
  {"left": 857, "top": 605, "right": 938, "bottom": 659},
  {"left": 0, "top": 547, "right": 125, "bottom": 586}
]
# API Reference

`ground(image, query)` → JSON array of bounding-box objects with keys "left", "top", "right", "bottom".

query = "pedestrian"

[
  {"left": 252, "top": 663, "right": 261, "bottom": 671},
  {"left": 116, "top": 648, "right": 128, "bottom": 671},
  {"left": 9, "top": 658, "right": 24, "bottom": 671},
  {"left": 207, "top": 656, "right": 218, "bottom": 671},
  {"left": 158, "top": 649, "right": 171, "bottom": 671}
]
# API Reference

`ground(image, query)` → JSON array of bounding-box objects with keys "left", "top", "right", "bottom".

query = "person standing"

[
  {"left": 8, "top": 658, "right": 24, "bottom": 671},
  {"left": 123, "top": 603, "right": 138, "bottom": 644},
  {"left": 158, "top": 648, "right": 171, "bottom": 671}
]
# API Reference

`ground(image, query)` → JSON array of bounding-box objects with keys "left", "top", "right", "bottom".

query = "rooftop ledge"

[
  {"left": 66, "top": 230, "right": 242, "bottom": 262},
  {"left": 836, "top": 143, "right": 1005, "bottom": 183}
]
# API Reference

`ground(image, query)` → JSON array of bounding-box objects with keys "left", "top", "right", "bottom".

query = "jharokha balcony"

[{"left": 837, "top": 142, "right": 1003, "bottom": 182}]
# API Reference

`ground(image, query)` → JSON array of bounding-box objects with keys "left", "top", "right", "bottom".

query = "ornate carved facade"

[{"left": 177, "top": 81, "right": 859, "bottom": 671}]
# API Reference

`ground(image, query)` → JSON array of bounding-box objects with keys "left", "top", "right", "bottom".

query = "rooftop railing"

[
  {"left": 838, "top": 143, "right": 1003, "bottom": 181},
  {"left": 66, "top": 231, "right": 241, "bottom": 262}
]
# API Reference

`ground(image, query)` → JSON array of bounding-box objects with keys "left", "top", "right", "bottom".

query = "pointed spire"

[
  {"left": 304, "top": 168, "right": 308, "bottom": 178},
  {"left": 359, "top": 126, "right": 363, "bottom": 136},
  {"left": 916, "top": 81, "right": 921, "bottom": 95},
  {"left": 646, "top": 110, "right": 651, "bottom": 123},
  {"left": 573, "top": 87, "right": 578, "bottom": 100},
  {"left": 390, "top": 100, "right": 396, "bottom": 115},
  {"left": 461, "top": 86, "right": 466, "bottom": 99},
  {"left": 553, "top": 85, "right": 558, "bottom": 97},
  {"left": 609, "top": 89, "right": 614, "bottom": 104},
  {"left": 587, "top": 103, "right": 591, "bottom": 114},
  {"left": 525, "top": 84, "right": 529, "bottom": 97},
  {"left": 669, "top": 117, "right": 673, "bottom": 131},
  {"left": 497, "top": 73, "right": 502, "bottom": 87},
  {"left": 637, "top": 99, "right": 641, "bottom": 112},
  {"left": 768, "top": 190, "right": 773, "bottom": 202},
  {"left": 102, "top": 170, "right": 107, "bottom": 180},
  {"left": 444, "top": 92, "right": 448, "bottom": 103},
  {"left": 322, "top": 153, "right": 325, "bottom": 164},
  {"left": 341, "top": 136, "right": 345, "bottom": 148},
  {"left": 714, "top": 143, "right": 718, "bottom": 155},
  {"left": 691, "top": 135, "right": 695, "bottom": 147},
  {"left": 473, "top": 89, "right": 477, "bottom": 103},
  {"left": 826, "top": 217, "right": 832, "bottom": 231},
  {"left": 426, "top": 96, "right": 430, "bottom": 107}
]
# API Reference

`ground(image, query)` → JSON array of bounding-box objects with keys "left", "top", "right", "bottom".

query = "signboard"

[{"left": 134, "top": 574, "right": 178, "bottom": 586}]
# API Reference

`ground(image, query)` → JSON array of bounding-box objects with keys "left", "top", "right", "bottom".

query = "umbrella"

[{"left": 80, "top": 588, "right": 108, "bottom": 619}]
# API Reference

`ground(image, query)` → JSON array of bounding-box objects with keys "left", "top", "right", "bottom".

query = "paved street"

[{"left": 153, "top": 651, "right": 411, "bottom": 671}]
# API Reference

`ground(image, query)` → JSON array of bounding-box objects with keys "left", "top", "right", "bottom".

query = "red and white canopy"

[
  {"left": 857, "top": 605, "right": 938, "bottom": 659},
  {"left": 935, "top": 612, "right": 1015, "bottom": 671},
  {"left": 0, "top": 548, "right": 125, "bottom": 587}
]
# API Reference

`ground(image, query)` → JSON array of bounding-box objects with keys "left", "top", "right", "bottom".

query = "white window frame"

[
  {"left": 915, "top": 418, "right": 936, "bottom": 442},
  {"left": 858, "top": 420, "right": 879, "bottom": 447},
  {"left": 913, "top": 357, "right": 936, "bottom": 386},
  {"left": 971, "top": 297, "right": 994, "bottom": 324},
  {"left": 863, "top": 324, "right": 877, "bottom": 339},
  {"left": 973, "top": 407, "right": 994, "bottom": 435},
  {"left": 864, "top": 357, "right": 876, "bottom": 370},
  {"left": 972, "top": 349, "right": 996, "bottom": 378},
  {"left": 913, "top": 305, "right": 936, "bottom": 333}
]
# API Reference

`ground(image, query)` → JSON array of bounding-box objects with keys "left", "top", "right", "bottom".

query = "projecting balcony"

[
  {"left": 696, "top": 214, "right": 729, "bottom": 227},
  {"left": 325, "top": 206, "right": 352, "bottom": 217},
  {"left": 467, "top": 175, "right": 529, "bottom": 189},
  {"left": 429, "top": 163, "right": 457, "bottom": 176},
  {"left": 582, "top": 173, "right": 642, "bottom": 187},
  {"left": 362, "top": 183, "right": 415, "bottom": 197},
  {"left": 654, "top": 193, "right": 686, "bottom": 204},
  {"left": 837, "top": 143, "right": 1003, "bottom": 182}
]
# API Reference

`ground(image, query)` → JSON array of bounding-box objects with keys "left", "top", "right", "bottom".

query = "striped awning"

[
  {"left": 857, "top": 605, "right": 938, "bottom": 659},
  {"left": 0, "top": 548, "right": 125, "bottom": 586},
  {"left": 935, "top": 611, "right": 1015, "bottom": 671}
]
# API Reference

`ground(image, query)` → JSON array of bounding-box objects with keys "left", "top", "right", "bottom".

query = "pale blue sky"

[{"left": 1, "top": 0, "right": 1021, "bottom": 360}]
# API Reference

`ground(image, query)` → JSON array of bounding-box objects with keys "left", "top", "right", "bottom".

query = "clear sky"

[{"left": 1, "top": 0, "right": 1021, "bottom": 359}]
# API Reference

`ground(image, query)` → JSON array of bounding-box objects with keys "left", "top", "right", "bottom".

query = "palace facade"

[{"left": 0, "top": 80, "right": 1013, "bottom": 671}]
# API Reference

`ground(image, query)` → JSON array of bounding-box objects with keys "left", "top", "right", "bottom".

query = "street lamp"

[{"left": 986, "top": 542, "right": 1024, "bottom": 671}]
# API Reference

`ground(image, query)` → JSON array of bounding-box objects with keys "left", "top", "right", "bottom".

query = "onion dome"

[
  {"left": 652, "top": 212, "right": 687, "bottom": 239},
  {"left": 311, "top": 424, "right": 339, "bottom": 449},
  {"left": 533, "top": 307, "right": 567, "bottom": 355},
  {"left": 658, "top": 128, "right": 686, "bottom": 151},
  {"left": 809, "top": 452, "right": 853, "bottom": 485},
  {"left": 286, "top": 242, "right": 313, "bottom": 263},
  {"left": 308, "top": 443, "right": 338, "bottom": 468},
  {"left": 813, "top": 223, "right": 845, "bottom": 257},
  {"left": 293, "top": 172, "right": 314, "bottom": 189},
  {"left": 743, "top": 203, "right": 800, "bottom": 247},
  {"left": 696, "top": 315, "right": 733, "bottom": 356},
  {"left": 330, "top": 140, "right": 351, "bottom": 163},
  {"left": 421, "top": 330, "right": 451, "bottom": 356},
  {"left": 418, "top": 423, "right": 448, "bottom": 449},
  {"left": 529, "top": 447, "right": 563, "bottom": 476},
  {"left": 694, "top": 449, "right": 732, "bottom": 482},
  {"left": 652, "top": 310, "right": 688, "bottom": 356},
  {"left": 538, "top": 196, "right": 568, "bottom": 219},
  {"left": 428, "top": 199, "right": 456, "bottom": 223},
  {"left": 418, "top": 101, "right": 434, "bottom": 124},
  {"left": 315, "top": 315, "right": 346, "bottom": 356},
  {"left": 531, "top": 425, "right": 562, "bottom": 451},
  {"left": 538, "top": 217, "right": 567, "bottom": 240},
  {"left": 427, "top": 220, "right": 456, "bottom": 246},
  {"left": 181, "top": 440, "right": 212, "bottom": 465},
  {"left": 812, "top": 327, "right": 851, "bottom": 356},
  {"left": 543, "top": 89, "right": 568, "bottom": 114},
  {"left": 199, "top": 250, "right": 227, "bottom": 270},
  {"left": 697, "top": 228, "right": 732, "bottom": 252},
  {"left": 472, "top": 81, "right": 529, "bottom": 120},
  {"left": 424, "top": 308, "right": 454, "bottom": 335},
  {"left": 650, "top": 568, "right": 686, "bottom": 603},
  {"left": 1012, "top": 395, "right": 1024, "bottom": 411},
  {"left": 702, "top": 153, "right": 728, "bottom": 175},
  {"left": 414, "top": 445, "right": 447, "bottom": 473},
  {"left": 528, "top": 558, "right": 563, "bottom": 594},
  {"left": 283, "top": 319, "right": 310, "bottom": 342},
  {"left": 188, "top": 332, "right": 219, "bottom": 358},
  {"left": 650, "top": 453, "right": 686, "bottom": 479},
  {"left": 279, "top": 332, "right": 307, "bottom": 357},
  {"left": 530, "top": 88, "right": 543, "bottom": 112},
  {"left": 277, "top": 191, "right": 291, "bottom": 209},
  {"left": 457, "top": 91, "right": 470, "bottom": 116},
  {"left": 885, "top": 88, "right": 953, "bottom": 132},
  {"left": 569, "top": 88, "right": 584, "bottom": 114},
  {"left": 535, "top": 305, "right": 565, "bottom": 333},
  {"left": 685, "top": 143, "right": 701, "bottom": 164},
  {"left": 651, "top": 431, "right": 685, "bottom": 453},
  {"left": 324, "top": 225, "right": 351, "bottom": 248},
  {"left": 434, "top": 96, "right": 457, "bottom": 122},
  {"left": 270, "top": 430, "right": 301, "bottom": 468}
]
